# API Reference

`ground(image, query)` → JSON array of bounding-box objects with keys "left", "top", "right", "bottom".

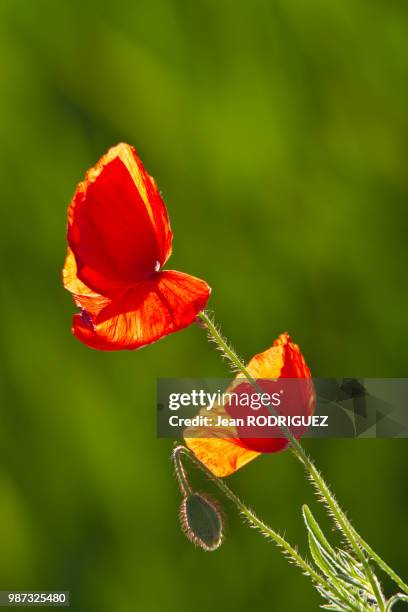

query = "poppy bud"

[{"left": 180, "top": 493, "right": 224, "bottom": 551}]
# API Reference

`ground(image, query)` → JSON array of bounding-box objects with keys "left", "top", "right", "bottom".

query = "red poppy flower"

[
  {"left": 185, "top": 333, "right": 315, "bottom": 477},
  {"left": 63, "top": 143, "right": 211, "bottom": 350}
]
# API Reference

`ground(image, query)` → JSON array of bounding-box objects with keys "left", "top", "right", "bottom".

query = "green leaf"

[
  {"left": 303, "top": 505, "right": 336, "bottom": 559},
  {"left": 303, "top": 506, "right": 347, "bottom": 578}
]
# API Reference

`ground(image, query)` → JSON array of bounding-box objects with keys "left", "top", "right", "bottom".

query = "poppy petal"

[
  {"left": 246, "top": 332, "right": 312, "bottom": 380},
  {"left": 72, "top": 270, "right": 210, "bottom": 351},
  {"left": 228, "top": 333, "right": 314, "bottom": 453},
  {"left": 67, "top": 143, "right": 172, "bottom": 296},
  {"left": 183, "top": 399, "right": 260, "bottom": 477},
  {"left": 186, "top": 438, "right": 260, "bottom": 478},
  {"left": 63, "top": 247, "right": 91, "bottom": 296},
  {"left": 185, "top": 333, "right": 314, "bottom": 476},
  {"left": 152, "top": 270, "right": 211, "bottom": 331},
  {"left": 63, "top": 247, "right": 111, "bottom": 315}
]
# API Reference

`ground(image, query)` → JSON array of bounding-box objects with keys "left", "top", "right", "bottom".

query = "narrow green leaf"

[
  {"left": 303, "top": 506, "right": 349, "bottom": 578},
  {"left": 308, "top": 535, "right": 361, "bottom": 611},
  {"left": 308, "top": 532, "right": 337, "bottom": 577},
  {"left": 303, "top": 505, "right": 336, "bottom": 559}
]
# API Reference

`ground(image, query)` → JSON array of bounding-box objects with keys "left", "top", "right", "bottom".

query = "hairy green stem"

[
  {"left": 197, "top": 310, "right": 389, "bottom": 610},
  {"left": 173, "top": 447, "right": 193, "bottom": 496}
]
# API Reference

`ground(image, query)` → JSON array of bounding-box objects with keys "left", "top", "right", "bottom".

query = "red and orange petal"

[
  {"left": 186, "top": 438, "right": 260, "bottom": 479},
  {"left": 185, "top": 333, "right": 315, "bottom": 477},
  {"left": 63, "top": 248, "right": 111, "bottom": 315},
  {"left": 67, "top": 143, "right": 173, "bottom": 297},
  {"left": 72, "top": 270, "right": 210, "bottom": 351}
]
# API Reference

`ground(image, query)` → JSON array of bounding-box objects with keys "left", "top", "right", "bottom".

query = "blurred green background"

[{"left": 1, "top": 0, "right": 407, "bottom": 610}]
